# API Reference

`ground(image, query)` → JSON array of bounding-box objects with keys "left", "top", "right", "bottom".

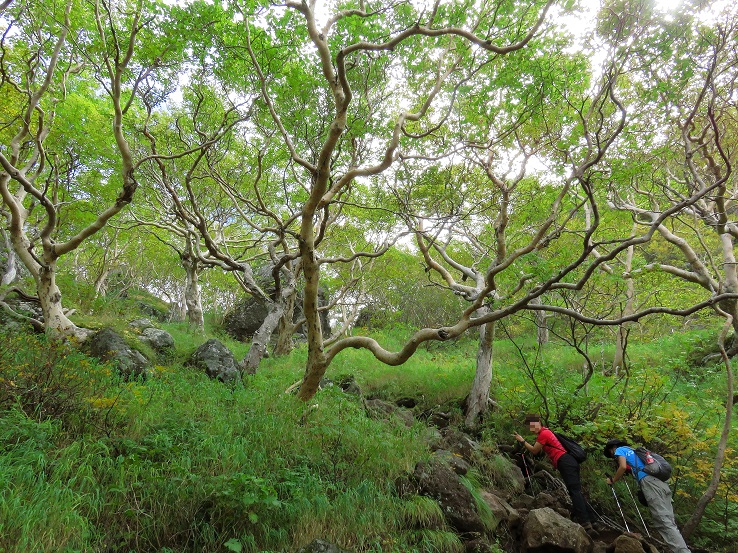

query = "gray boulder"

[
  {"left": 223, "top": 295, "right": 269, "bottom": 339},
  {"left": 223, "top": 269, "right": 331, "bottom": 341},
  {"left": 608, "top": 534, "right": 656, "bottom": 553},
  {"left": 512, "top": 493, "right": 536, "bottom": 510},
  {"left": 395, "top": 397, "right": 417, "bottom": 408},
  {"left": 140, "top": 327, "right": 175, "bottom": 353},
  {"left": 135, "top": 301, "right": 168, "bottom": 322},
  {"left": 187, "top": 339, "right": 240, "bottom": 382},
  {"left": 480, "top": 490, "right": 521, "bottom": 530},
  {"left": 432, "top": 449, "right": 471, "bottom": 476},
  {"left": 88, "top": 327, "right": 150, "bottom": 378},
  {"left": 129, "top": 318, "right": 154, "bottom": 331},
  {"left": 413, "top": 459, "right": 486, "bottom": 534},
  {"left": 522, "top": 507, "right": 592, "bottom": 553},
  {"left": 439, "top": 427, "right": 479, "bottom": 462},
  {"left": 486, "top": 453, "right": 526, "bottom": 494},
  {"left": 365, "top": 398, "right": 415, "bottom": 427},
  {"left": 425, "top": 408, "right": 452, "bottom": 429}
]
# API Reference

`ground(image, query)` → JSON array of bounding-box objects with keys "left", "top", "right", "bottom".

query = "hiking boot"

[
  {"left": 591, "top": 521, "right": 608, "bottom": 532},
  {"left": 581, "top": 523, "right": 599, "bottom": 538}
]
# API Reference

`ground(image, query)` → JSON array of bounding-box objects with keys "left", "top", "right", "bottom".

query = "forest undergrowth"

[{"left": 0, "top": 318, "right": 736, "bottom": 553}]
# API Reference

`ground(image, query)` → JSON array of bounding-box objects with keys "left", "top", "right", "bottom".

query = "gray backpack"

[{"left": 634, "top": 446, "right": 672, "bottom": 481}]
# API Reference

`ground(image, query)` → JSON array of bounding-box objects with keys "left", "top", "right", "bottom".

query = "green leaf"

[{"left": 224, "top": 538, "right": 242, "bottom": 552}]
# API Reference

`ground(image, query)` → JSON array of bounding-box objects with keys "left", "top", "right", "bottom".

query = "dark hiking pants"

[{"left": 558, "top": 453, "right": 591, "bottom": 524}]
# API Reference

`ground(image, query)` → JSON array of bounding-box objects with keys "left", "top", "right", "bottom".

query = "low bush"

[{"left": 0, "top": 331, "right": 123, "bottom": 433}]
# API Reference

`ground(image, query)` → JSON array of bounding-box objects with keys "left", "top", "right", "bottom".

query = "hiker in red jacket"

[{"left": 515, "top": 414, "right": 598, "bottom": 534}]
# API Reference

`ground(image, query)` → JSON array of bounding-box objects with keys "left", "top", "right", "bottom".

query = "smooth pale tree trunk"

[
  {"left": 168, "top": 291, "right": 186, "bottom": 323},
  {"left": 5, "top": 209, "right": 85, "bottom": 339},
  {"left": 1, "top": 227, "right": 17, "bottom": 285},
  {"left": 722, "top": 297, "right": 738, "bottom": 348},
  {"left": 612, "top": 224, "right": 636, "bottom": 375},
  {"left": 612, "top": 327, "right": 625, "bottom": 375},
  {"left": 718, "top": 235, "right": 738, "bottom": 350},
  {"left": 611, "top": 309, "right": 631, "bottom": 375},
  {"left": 93, "top": 267, "right": 110, "bottom": 298},
  {"left": 182, "top": 260, "right": 204, "bottom": 332},
  {"left": 92, "top": 236, "right": 119, "bottom": 298},
  {"left": 465, "top": 314, "right": 496, "bottom": 427},
  {"left": 273, "top": 291, "right": 296, "bottom": 355},
  {"left": 37, "top": 264, "right": 88, "bottom": 340},
  {"left": 296, "top": 236, "right": 327, "bottom": 400},
  {"left": 530, "top": 295, "right": 548, "bottom": 346},
  {"left": 241, "top": 279, "right": 297, "bottom": 373},
  {"left": 681, "top": 235, "right": 738, "bottom": 536},
  {"left": 298, "top": 339, "right": 327, "bottom": 400},
  {"left": 536, "top": 312, "right": 548, "bottom": 345},
  {"left": 241, "top": 299, "right": 285, "bottom": 374}
]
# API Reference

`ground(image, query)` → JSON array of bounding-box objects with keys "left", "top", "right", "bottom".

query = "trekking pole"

[
  {"left": 606, "top": 474, "right": 630, "bottom": 533},
  {"left": 586, "top": 500, "right": 624, "bottom": 533},
  {"left": 518, "top": 451, "right": 537, "bottom": 494},
  {"left": 623, "top": 480, "right": 651, "bottom": 537}
]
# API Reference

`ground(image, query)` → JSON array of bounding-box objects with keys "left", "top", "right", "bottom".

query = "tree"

[
  {"left": 230, "top": 0, "right": 734, "bottom": 404},
  {"left": 0, "top": 0, "right": 211, "bottom": 338},
  {"left": 409, "top": 158, "right": 544, "bottom": 426},
  {"left": 0, "top": 224, "right": 20, "bottom": 285},
  {"left": 393, "top": 9, "right": 623, "bottom": 425},
  {"left": 606, "top": 5, "right": 737, "bottom": 537},
  {"left": 135, "top": 79, "right": 306, "bottom": 367},
  {"left": 129, "top": 82, "right": 255, "bottom": 332},
  {"left": 216, "top": 0, "right": 560, "bottom": 400},
  {"left": 137, "top": 0, "right": 556, "bottom": 380}
]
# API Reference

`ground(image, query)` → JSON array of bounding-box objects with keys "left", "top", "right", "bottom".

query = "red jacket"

[{"left": 537, "top": 427, "right": 566, "bottom": 468}]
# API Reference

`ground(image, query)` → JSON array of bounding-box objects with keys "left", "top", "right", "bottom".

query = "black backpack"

[
  {"left": 554, "top": 432, "right": 588, "bottom": 463},
  {"left": 634, "top": 446, "right": 672, "bottom": 481}
]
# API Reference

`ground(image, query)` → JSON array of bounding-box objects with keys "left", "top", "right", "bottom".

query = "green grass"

[
  {"left": 326, "top": 329, "right": 480, "bottom": 408},
  {"left": 1, "top": 322, "right": 736, "bottom": 552},
  {"left": 0, "top": 331, "right": 434, "bottom": 552}
]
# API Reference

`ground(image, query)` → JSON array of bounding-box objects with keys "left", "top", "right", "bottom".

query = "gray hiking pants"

[{"left": 640, "top": 475, "right": 691, "bottom": 553}]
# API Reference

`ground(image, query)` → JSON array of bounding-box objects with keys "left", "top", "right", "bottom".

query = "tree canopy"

[{"left": 1, "top": 0, "right": 737, "bottom": 417}]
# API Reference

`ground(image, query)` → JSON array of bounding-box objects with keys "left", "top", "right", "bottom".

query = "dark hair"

[
  {"left": 603, "top": 439, "right": 629, "bottom": 458},
  {"left": 524, "top": 414, "right": 541, "bottom": 424}
]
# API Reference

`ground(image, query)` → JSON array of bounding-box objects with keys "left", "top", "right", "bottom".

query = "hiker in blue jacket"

[{"left": 604, "top": 439, "right": 691, "bottom": 553}]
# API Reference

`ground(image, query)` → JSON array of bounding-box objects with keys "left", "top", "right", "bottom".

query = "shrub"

[{"left": 0, "top": 331, "right": 121, "bottom": 433}]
